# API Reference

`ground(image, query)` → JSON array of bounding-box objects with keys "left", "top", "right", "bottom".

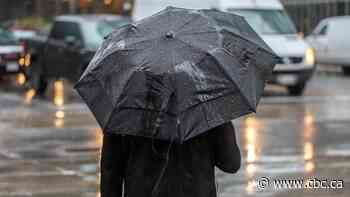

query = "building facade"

[
  {"left": 0, "top": 0, "right": 134, "bottom": 23},
  {"left": 282, "top": 0, "right": 350, "bottom": 33},
  {"left": 2, "top": 0, "right": 349, "bottom": 34}
]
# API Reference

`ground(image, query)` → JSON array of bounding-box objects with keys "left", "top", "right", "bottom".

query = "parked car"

[
  {"left": 11, "top": 28, "right": 37, "bottom": 41},
  {"left": 23, "top": 15, "right": 131, "bottom": 95},
  {"left": 306, "top": 16, "right": 350, "bottom": 75},
  {"left": 133, "top": 0, "right": 316, "bottom": 96},
  {"left": 0, "top": 26, "right": 24, "bottom": 76}
]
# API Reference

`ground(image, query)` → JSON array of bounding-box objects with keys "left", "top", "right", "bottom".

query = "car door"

[
  {"left": 59, "top": 22, "right": 84, "bottom": 81},
  {"left": 328, "top": 20, "right": 350, "bottom": 65},
  {"left": 313, "top": 22, "right": 330, "bottom": 64},
  {"left": 44, "top": 21, "right": 68, "bottom": 78}
]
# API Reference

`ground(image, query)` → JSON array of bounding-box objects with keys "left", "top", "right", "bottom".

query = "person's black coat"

[{"left": 100, "top": 122, "right": 241, "bottom": 197}]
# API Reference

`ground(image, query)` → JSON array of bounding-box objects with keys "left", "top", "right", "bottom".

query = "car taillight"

[{"left": 21, "top": 41, "right": 27, "bottom": 53}]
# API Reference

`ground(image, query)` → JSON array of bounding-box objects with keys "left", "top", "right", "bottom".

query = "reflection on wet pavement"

[
  {"left": 24, "top": 89, "right": 36, "bottom": 105},
  {"left": 54, "top": 110, "right": 65, "bottom": 128},
  {"left": 0, "top": 73, "right": 350, "bottom": 196},
  {"left": 16, "top": 74, "right": 26, "bottom": 86},
  {"left": 54, "top": 80, "right": 64, "bottom": 107}
]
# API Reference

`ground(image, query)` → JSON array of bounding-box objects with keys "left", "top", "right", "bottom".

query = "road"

[{"left": 0, "top": 70, "right": 349, "bottom": 197}]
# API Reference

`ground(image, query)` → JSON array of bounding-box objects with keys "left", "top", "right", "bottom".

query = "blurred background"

[
  {"left": 0, "top": 0, "right": 349, "bottom": 197},
  {"left": 2, "top": 0, "right": 350, "bottom": 33}
]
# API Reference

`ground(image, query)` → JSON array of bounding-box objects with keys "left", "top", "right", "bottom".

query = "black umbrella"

[{"left": 75, "top": 7, "right": 278, "bottom": 143}]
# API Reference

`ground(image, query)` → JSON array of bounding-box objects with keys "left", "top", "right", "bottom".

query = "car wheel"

[
  {"left": 342, "top": 67, "right": 350, "bottom": 76},
  {"left": 287, "top": 83, "right": 306, "bottom": 96}
]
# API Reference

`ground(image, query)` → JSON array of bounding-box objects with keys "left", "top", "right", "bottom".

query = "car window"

[
  {"left": 50, "top": 21, "right": 82, "bottom": 41},
  {"left": 50, "top": 22, "right": 64, "bottom": 40},
  {"left": 0, "top": 27, "right": 18, "bottom": 45},
  {"left": 228, "top": 9, "right": 297, "bottom": 35},
  {"left": 97, "top": 19, "right": 131, "bottom": 38},
  {"left": 313, "top": 22, "right": 328, "bottom": 36},
  {"left": 83, "top": 18, "right": 131, "bottom": 50},
  {"left": 318, "top": 25, "right": 328, "bottom": 36}
]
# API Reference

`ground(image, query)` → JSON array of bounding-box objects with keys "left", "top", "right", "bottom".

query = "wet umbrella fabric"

[{"left": 75, "top": 7, "right": 278, "bottom": 143}]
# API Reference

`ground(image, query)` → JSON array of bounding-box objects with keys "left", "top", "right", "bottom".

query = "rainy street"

[{"left": 0, "top": 67, "right": 348, "bottom": 197}]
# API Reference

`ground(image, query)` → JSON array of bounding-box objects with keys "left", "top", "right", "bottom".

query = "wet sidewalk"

[{"left": 0, "top": 72, "right": 350, "bottom": 196}]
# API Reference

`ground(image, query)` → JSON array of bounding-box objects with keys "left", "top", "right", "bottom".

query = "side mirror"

[{"left": 64, "top": 36, "right": 80, "bottom": 48}]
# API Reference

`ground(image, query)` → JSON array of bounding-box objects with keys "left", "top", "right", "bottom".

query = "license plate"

[
  {"left": 6, "top": 62, "right": 19, "bottom": 72},
  {"left": 277, "top": 75, "right": 298, "bottom": 85}
]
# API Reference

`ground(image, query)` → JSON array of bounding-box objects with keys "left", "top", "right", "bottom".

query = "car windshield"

[
  {"left": 228, "top": 9, "right": 297, "bottom": 35},
  {"left": 0, "top": 27, "right": 18, "bottom": 45},
  {"left": 97, "top": 20, "right": 131, "bottom": 38},
  {"left": 85, "top": 19, "right": 131, "bottom": 49}
]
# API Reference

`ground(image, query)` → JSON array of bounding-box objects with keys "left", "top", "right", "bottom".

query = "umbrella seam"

[
  {"left": 182, "top": 91, "right": 254, "bottom": 140},
  {"left": 113, "top": 90, "right": 243, "bottom": 116},
  {"left": 220, "top": 28, "right": 277, "bottom": 57},
  {"left": 91, "top": 74, "right": 116, "bottom": 125},
  {"left": 174, "top": 13, "right": 203, "bottom": 34}
]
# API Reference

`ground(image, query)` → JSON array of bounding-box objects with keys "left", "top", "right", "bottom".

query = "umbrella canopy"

[{"left": 75, "top": 7, "right": 278, "bottom": 142}]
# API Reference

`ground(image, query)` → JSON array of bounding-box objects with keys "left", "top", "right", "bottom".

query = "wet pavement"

[{"left": 0, "top": 69, "right": 350, "bottom": 196}]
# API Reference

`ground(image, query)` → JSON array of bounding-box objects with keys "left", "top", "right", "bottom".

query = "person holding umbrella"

[
  {"left": 100, "top": 122, "right": 240, "bottom": 197},
  {"left": 75, "top": 7, "right": 278, "bottom": 197}
]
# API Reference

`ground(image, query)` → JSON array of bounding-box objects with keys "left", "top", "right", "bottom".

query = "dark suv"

[{"left": 24, "top": 15, "right": 131, "bottom": 94}]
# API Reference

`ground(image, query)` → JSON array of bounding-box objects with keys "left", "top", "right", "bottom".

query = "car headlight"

[{"left": 305, "top": 48, "right": 315, "bottom": 65}]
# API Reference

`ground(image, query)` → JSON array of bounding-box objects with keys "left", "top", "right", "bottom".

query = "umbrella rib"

[
  {"left": 176, "top": 14, "right": 202, "bottom": 34},
  {"left": 231, "top": 16, "right": 274, "bottom": 53},
  {"left": 101, "top": 42, "right": 158, "bottom": 131},
  {"left": 221, "top": 28, "right": 275, "bottom": 56},
  {"left": 116, "top": 106, "right": 176, "bottom": 116},
  {"left": 198, "top": 10, "right": 274, "bottom": 56},
  {"left": 174, "top": 37, "right": 211, "bottom": 56},
  {"left": 91, "top": 36, "right": 161, "bottom": 75},
  {"left": 169, "top": 37, "right": 256, "bottom": 111},
  {"left": 87, "top": 74, "right": 116, "bottom": 128},
  {"left": 210, "top": 49, "right": 256, "bottom": 111},
  {"left": 101, "top": 72, "right": 135, "bottom": 132},
  {"left": 177, "top": 30, "right": 218, "bottom": 36},
  {"left": 92, "top": 48, "right": 144, "bottom": 73},
  {"left": 178, "top": 90, "right": 251, "bottom": 114}
]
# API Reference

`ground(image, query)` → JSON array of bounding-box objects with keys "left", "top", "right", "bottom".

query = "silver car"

[{"left": 307, "top": 16, "right": 350, "bottom": 75}]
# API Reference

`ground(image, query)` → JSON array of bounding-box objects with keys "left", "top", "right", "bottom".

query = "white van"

[
  {"left": 133, "top": 0, "right": 216, "bottom": 21},
  {"left": 133, "top": 0, "right": 315, "bottom": 95},
  {"left": 306, "top": 16, "right": 350, "bottom": 75}
]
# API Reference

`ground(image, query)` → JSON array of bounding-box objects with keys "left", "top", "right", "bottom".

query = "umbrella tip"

[{"left": 165, "top": 31, "right": 175, "bottom": 39}]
